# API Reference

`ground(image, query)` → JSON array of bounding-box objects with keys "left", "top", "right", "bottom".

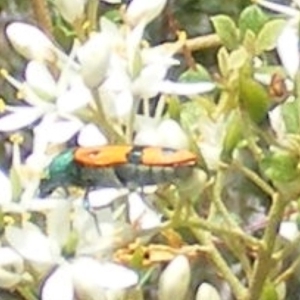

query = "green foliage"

[{"left": 261, "top": 151, "right": 300, "bottom": 182}]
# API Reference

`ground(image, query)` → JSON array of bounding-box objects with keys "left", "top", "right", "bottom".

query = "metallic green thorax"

[
  {"left": 39, "top": 149, "right": 78, "bottom": 197},
  {"left": 39, "top": 148, "right": 125, "bottom": 197}
]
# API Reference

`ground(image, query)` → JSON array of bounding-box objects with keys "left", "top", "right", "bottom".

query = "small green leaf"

[
  {"left": 217, "top": 47, "right": 230, "bottom": 77},
  {"left": 239, "top": 5, "right": 269, "bottom": 38},
  {"left": 168, "top": 96, "right": 181, "bottom": 120},
  {"left": 256, "top": 19, "right": 286, "bottom": 54},
  {"left": 239, "top": 76, "right": 270, "bottom": 124},
  {"left": 179, "top": 64, "right": 211, "bottom": 82},
  {"left": 261, "top": 151, "right": 299, "bottom": 182},
  {"left": 259, "top": 281, "right": 278, "bottom": 300},
  {"left": 211, "top": 15, "right": 239, "bottom": 50},
  {"left": 281, "top": 100, "right": 300, "bottom": 133},
  {"left": 228, "top": 47, "right": 248, "bottom": 70},
  {"left": 222, "top": 111, "right": 243, "bottom": 160},
  {"left": 242, "top": 29, "right": 257, "bottom": 55}
]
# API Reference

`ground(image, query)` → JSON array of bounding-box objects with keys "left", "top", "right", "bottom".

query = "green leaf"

[
  {"left": 211, "top": 15, "right": 239, "bottom": 50},
  {"left": 261, "top": 151, "right": 299, "bottom": 182},
  {"left": 239, "top": 5, "right": 268, "bottom": 39},
  {"left": 256, "top": 19, "right": 286, "bottom": 54},
  {"left": 167, "top": 96, "right": 181, "bottom": 120},
  {"left": 179, "top": 64, "right": 211, "bottom": 82},
  {"left": 217, "top": 47, "right": 230, "bottom": 77},
  {"left": 259, "top": 281, "right": 278, "bottom": 300},
  {"left": 222, "top": 110, "right": 243, "bottom": 160},
  {"left": 228, "top": 47, "right": 248, "bottom": 70},
  {"left": 281, "top": 100, "right": 300, "bottom": 133},
  {"left": 239, "top": 76, "right": 270, "bottom": 124}
]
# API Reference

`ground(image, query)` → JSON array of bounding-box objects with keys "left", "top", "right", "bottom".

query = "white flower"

[
  {"left": 134, "top": 119, "right": 189, "bottom": 149},
  {"left": 41, "top": 257, "right": 138, "bottom": 300},
  {"left": 53, "top": 0, "right": 87, "bottom": 23},
  {"left": 158, "top": 255, "right": 191, "bottom": 300},
  {"left": 126, "top": 0, "right": 168, "bottom": 28}
]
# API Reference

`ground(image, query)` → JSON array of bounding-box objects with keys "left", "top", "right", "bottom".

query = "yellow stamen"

[
  {"left": 0, "top": 68, "right": 9, "bottom": 78},
  {"left": 9, "top": 133, "right": 24, "bottom": 145},
  {"left": 4, "top": 215, "right": 15, "bottom": 226},
  {"left": 177, "top": 30, "right": 187, "bottom": 43},
  {"left": 82, "top": 20, "right": 90, "bottom": 31},
  {"left": 0, "top": 99, "right": 6, "bottom": 113}
]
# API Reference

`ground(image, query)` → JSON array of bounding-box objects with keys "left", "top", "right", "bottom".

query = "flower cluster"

[{"left": 0, "top": 0, "right": 215, "bottom": 299}]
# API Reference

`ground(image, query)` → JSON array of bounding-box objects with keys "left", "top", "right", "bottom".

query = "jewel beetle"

[{"left": 39, "top": 145, "right": 197, "bottom": 197}]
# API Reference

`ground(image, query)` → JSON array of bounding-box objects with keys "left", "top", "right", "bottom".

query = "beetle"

[{"left": 39, "top": 145, "right": 197, "bottom": 197}]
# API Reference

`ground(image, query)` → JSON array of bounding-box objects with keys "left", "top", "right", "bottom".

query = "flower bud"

[
  {"left": 54, "top": 0, "right": 87, "bottom": 23},
  {"left": 6, "top": 22, "right": 56, "bottom": 63},
  {"left": 158, "top": 255, "right": 191, "bottom": 300},
  {"left": 195, "top": 282, "right": 221, "bottom": 300},
  {"left": 77, "top": 33, "right": 111, "bottom": 88}
]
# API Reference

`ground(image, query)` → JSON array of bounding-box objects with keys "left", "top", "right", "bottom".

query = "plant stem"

[
  {"left": 30, "top": 0, "right": 53, "bottom": 36},
  {"left": 86, "top": 0, "right": 99, "bottom": 31},
  {"left": 191, "top": 227, "right": 248, "bottom": 300},
  {"left": 248, "top": 193, "right": 287, "bottom": 300}
]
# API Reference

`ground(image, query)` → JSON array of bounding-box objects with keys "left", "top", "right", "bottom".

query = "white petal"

[
  {"left": 132, "top": 64, "right": 168, "bottom": 99},
  {"left": 158, "top": 80, "right": 215, "bottom": 95},
  {"left": 0, "top": 108, "right": 43, "bottom": 131},
  {"left": 88, "top": 188, "right": 128, "bottom": 208},
  {"left": 45, "top": 119, "right": 83, "bottom": 144},
  {"left": 41, "top": 263, "right": 74, "bottom": 300},
  {"left": 195, "top": 282, "right": 221, "bottom": 300},
  {"left": 54, "top": 0, "right": 87, "bottom": 23},
  {"left": 126, "top": 0, "right": 167, "bottom": 27},
  {"left": 45, "top": 200, "right": 72, "bottom": 248},
  {"left": 77, "top": 33, "right": 111, "bottom": 88},
  {"left": 277, "top": 23, "right": 300, "bottom": 78},
  {"left": 134, "top": 126, "right": 162, "bottom": 146},
  {"left": 268, "top": 105, "right": 286, "bottom": 140},
  {"left": 279, "top": 221, "right": 299, "bottom": 242},
  {"left": 25, "top": 61, "right": 57, "bottom": 101},
  {"left": 100, "top": 87, "right": 134, "bottom": 118},
  {"left": 128, "top": 192, "right": 161, "bottom": 230},
  {"left": 77, "top": 124, "right": 108, "bottom": 147},
  {"left": 257, "top": 0, "right": 299, "bottom": 17},
  {"left": 72, "top": 257, "right": 138, "bottom": 291},
  {"left": 6, "top": 22, "right": 56, "bottom": 62},
  {"left": 0, "top": 247, "right": 24, "bottom": 288},
  {"left": 5, "top": 223, "right": 60, "bottom": 265},
  {"left": 101, "top": 0, "right": 121, "bottom": 3},
  {"left": 0, "top": 170, "right": 12, "bottom": 205},
  {"left": 158, "top": 255, "right": 191, "bottom": 300},
  {"left": 157, "top": 119, "right": 189, "bottom": 149},
  {"left": 57, "top": 82, "right": 92, "bottom": 113}
]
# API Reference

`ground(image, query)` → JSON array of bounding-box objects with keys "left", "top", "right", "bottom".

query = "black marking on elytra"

[{"left": 126, "top": 146, "right": 145, "bottom": 164}]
